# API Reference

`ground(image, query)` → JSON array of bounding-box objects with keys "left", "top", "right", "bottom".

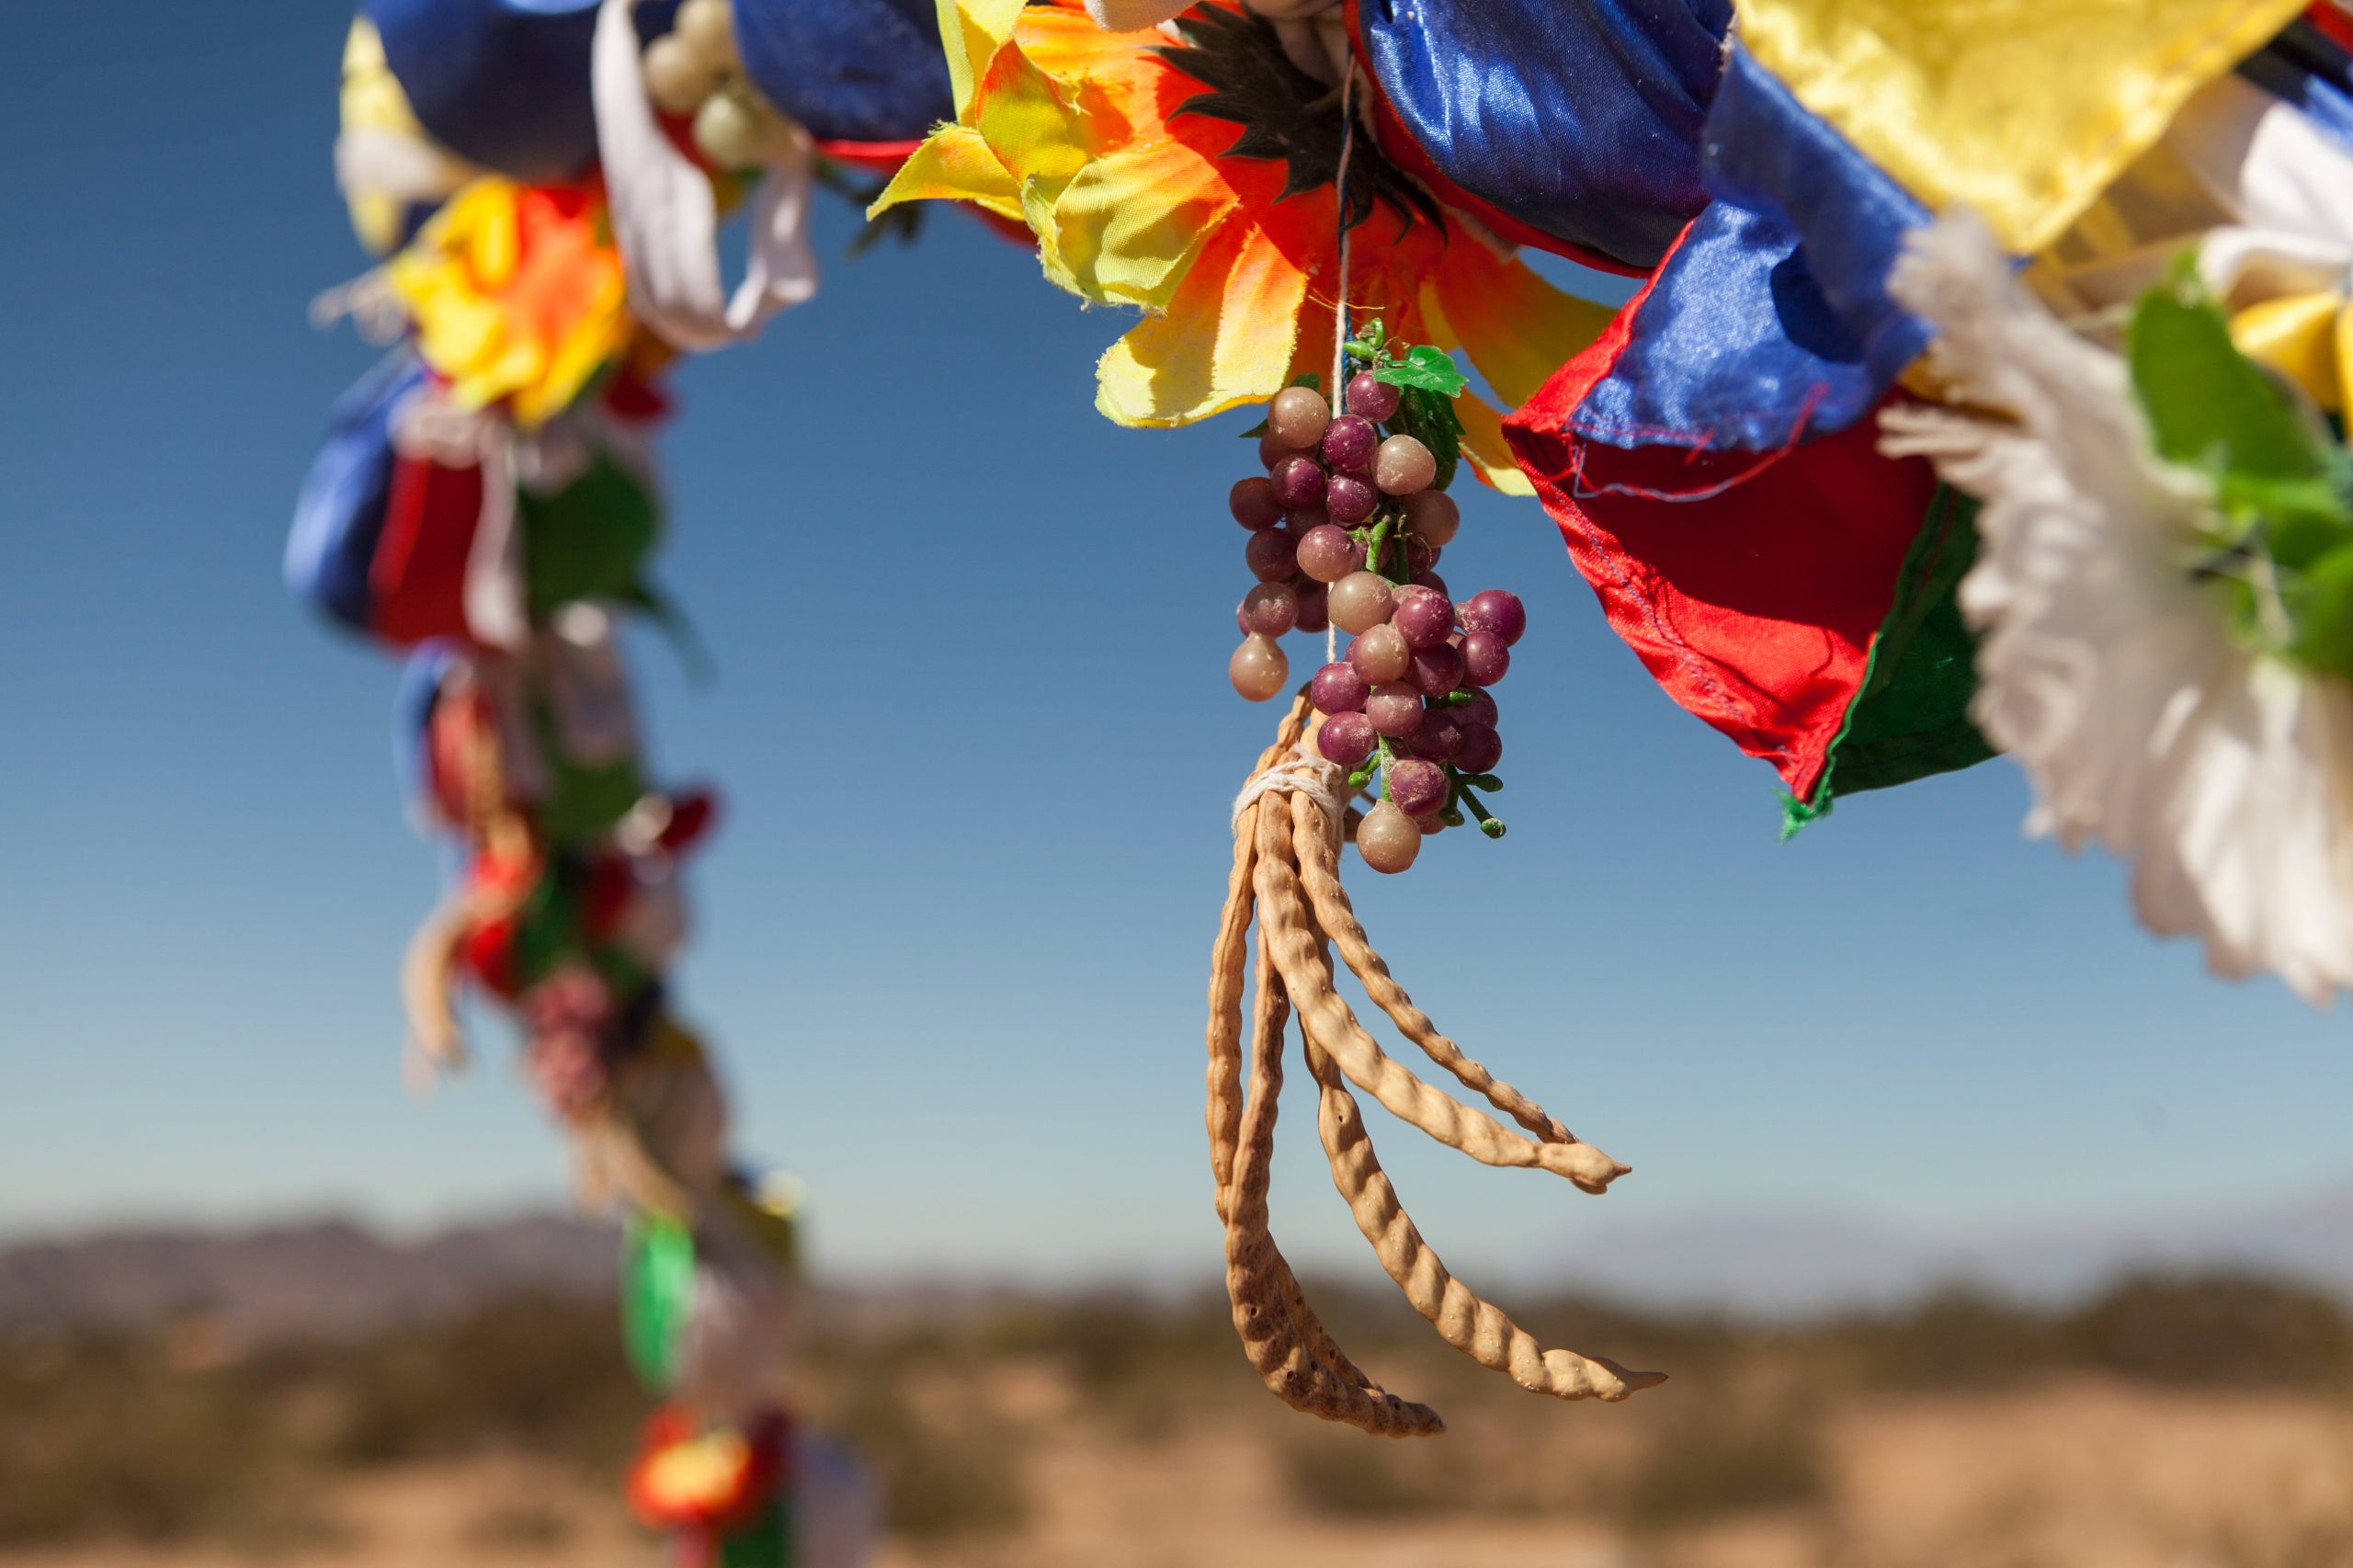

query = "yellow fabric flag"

[{"left": 1734, "top": 0, "right": 2305, "bottom": 254}]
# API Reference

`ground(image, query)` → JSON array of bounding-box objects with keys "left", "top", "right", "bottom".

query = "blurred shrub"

[
  {"left": 320, "top": 1294, "right": 642, "bottom": 1470},
  {"left": 1615, "top": 1399, "right": 1826, "bottom": 1529},
  {"left": 2065, "top": 1274, "right": 2353, "bottom": 1390},
  {"left": 0, "top": 1335, "right": 326, "bottom": 1546},
  {"left": 1836, "top": 1287, "right": 2065, "bottom": 1392},
  {"left": 828, "top": 1384, "right": 1029, "bottom": 1540}
]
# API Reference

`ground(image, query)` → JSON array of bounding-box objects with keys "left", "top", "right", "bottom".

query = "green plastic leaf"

[
  {"left": 2128, "top": 275, "right": 2326, "bottom": 488},
  {"left": 621, "top": 1214, "right": 696, "bottom": 1392},
  {"left": 2289, "top": 543, "right": 2353, "bottom": 684},
  {"left": 1373, "top": 344, "right": 1470, "bottom": 398},
  {"left": 1387, "top": 384, "right": 1464, "bottom": 491}
]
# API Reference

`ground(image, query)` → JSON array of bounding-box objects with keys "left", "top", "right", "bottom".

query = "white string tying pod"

[{"left": 1325, "top": 65, "right": 1357, "bottom": 664}]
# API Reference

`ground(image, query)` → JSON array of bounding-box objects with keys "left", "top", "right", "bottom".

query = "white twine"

[
  {"left": 1324, "top": 67, "right": 1358, "bottom": 665},
  {"left": 1232, "top": 747, "right": 1347, "bottom": 829}
]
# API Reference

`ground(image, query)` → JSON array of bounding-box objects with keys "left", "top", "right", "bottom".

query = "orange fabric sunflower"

[{"left": 870, "top": 0, "right": 1608, "bottom": 490}]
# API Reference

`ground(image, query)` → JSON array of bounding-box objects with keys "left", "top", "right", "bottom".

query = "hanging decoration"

[
  {"left": 294, "top": 0, "right": 2353, "bottom": 1467},
  {"left": 291, "top": 0, "right": 954, "bottom": 1554},
  {"left": 877, "top": 0, "right": 1666, "bottom": 1431}
]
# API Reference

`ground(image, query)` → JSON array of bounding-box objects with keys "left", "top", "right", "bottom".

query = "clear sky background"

[{"left": 3, "top": 1, "right": 2347, "bottom": 1293}]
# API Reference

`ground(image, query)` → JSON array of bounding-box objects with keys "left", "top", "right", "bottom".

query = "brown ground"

[{"left": 6, "top": 1373, "right": 2352, "bottom": 1568}]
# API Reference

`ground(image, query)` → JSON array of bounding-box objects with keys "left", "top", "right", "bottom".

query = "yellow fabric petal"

[
  {"left": 1097, "top": 222, "right": 1307, "bottom": 426},
  {"left": 939, "top": 0, "right": 1029, "bottom": 117},
  {"left": 1050, "top": 139, "right": 1236, "bottom": 307},
  {"left": 1455, "top": 393, "right": 1535, "bottom": 497},
  {"left": 866, "top": 125, "right": 1022, "bottom": 220},
  {"left": 2231, "top": 291, "right": 2346, "bottom": 411},
  {"left": 1734, "top": 0, "right": 2305, "bottom": 254},
  {"left": 1418, "top": 234, "right": 1613, "bottom": 408},
  {"left": 973, "top": 44, "right": 1091, "bottom": 188}
]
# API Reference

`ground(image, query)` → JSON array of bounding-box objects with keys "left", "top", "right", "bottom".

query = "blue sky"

[{"left": 2, "top": 1, "right": 2347, "bottom": 1291}]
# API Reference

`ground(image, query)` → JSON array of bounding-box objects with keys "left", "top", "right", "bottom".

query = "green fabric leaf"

[
  {"left": 2128, "top": 276, "right": 2325, "bottom": 488},
  {"left": 519, "top": 452, "right": 662, "bottom": 619},
  {"left": 1374, "top": 345, "right": 1470, "bottom": 398},
  {"left": 1787, "top": 486, "right": 1995, "bottom": 833},
  {"left": 717, "top": 1494, "right": 793, "bottom": 1568},
  {"left": 620, "top": 1214, "right": 696, "bottom": 1392},
  {"left": 525, "top": 698, "right": 642, "bottom": 846},
  {"left": 1388, "top": 385, "right": 1464, "bottom": 492}
]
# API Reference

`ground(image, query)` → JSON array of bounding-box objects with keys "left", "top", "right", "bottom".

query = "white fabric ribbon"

[{"left": 590, "top": 0, "right": 819, "bottom": 352}]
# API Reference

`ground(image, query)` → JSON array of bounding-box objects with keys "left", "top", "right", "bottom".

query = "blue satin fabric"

[
  {"left": 1358, "top": 0, "right": 1730, "bottom": 270},
  {"left": 733, "top": 0, "right": 952, "bottom": 144},
  {"left": 366, "top": 0, "right": 678, "bottom": 182},
  {"left": 2242, "top": 17, "right": 2353, "bottom": 158},
  {"left": 286, "top": 356, "right": 421, "bottom": 632},
  {"left": 1572, "top": 47, "right": 1930, "bottom": 453}
]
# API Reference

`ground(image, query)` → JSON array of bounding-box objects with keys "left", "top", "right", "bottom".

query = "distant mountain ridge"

[
  {"left": 7, "top": 1178, "right": 2353, "bottom": 1339},
  {"left": 0, "top": 1213, "right": 618, "bottom": 1341}
]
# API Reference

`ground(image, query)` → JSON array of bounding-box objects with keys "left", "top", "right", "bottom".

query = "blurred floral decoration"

[{"left": 290, "top": 0, "right": 956, "bottom": 1559}]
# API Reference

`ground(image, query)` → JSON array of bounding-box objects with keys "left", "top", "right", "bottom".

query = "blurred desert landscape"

[{"left": 5, "top": 1218, "right": 2353, "bottom": 1568}]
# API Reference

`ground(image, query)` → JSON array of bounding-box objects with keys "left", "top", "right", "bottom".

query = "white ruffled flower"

[{"left": 1881, "top": 209, "right": 2353, "bottom": 1006}]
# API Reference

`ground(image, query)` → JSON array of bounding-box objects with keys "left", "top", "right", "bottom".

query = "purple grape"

[
  {"left": 1364, "top": 682, "right": 1425, "bottom": 738},
  {"left": 1345, "top": 370, "right": 1401, "bottom": 424},
  {"left": 1452, "top": 690, "right": 1497, "bottom": 728},
  {"left": 1374, "top": 435, "right": 1437, "bottom": 496},
  {"left": 1257, "top": 431, "right": 1289, "bottom": 471},
  {"left": 1325, "top": 473, "right": 1378, "bottom": 525},
  {"left": 1386, "top": 757, "right": 1449, "bottom": 816},
  {"left": 1316, "top": 710, "right": 1376, "bottom": 767},
  {"left": 1411, "top": 568, "right": 1449, "bottom": 599},
  {"left": 1245, "top": 528, "right": 1299, "bottom": 582},
  {"left": 1407, "top": 712, "right": 1461, "bottom": 762},
  {"left": 1402, "top": 489, "right": 1460, "bottom": 546},
  {"left": 1347, "top": 623, "right": 1410, "bottom": 683},
  {"left": 1405, "top": 536, "right": 1443, "bottom": 573},
  {"left": 1235, "top": 599, "right": 1250, "bottom": 634},
  {"left": 1270, "top": 454, "right": 1328, "bottom": 510},
  {"left": 1293, "top": 581, "right": 1329, "bottom": 633},
  {"left": 1408, "top": 642, "right": 1464, "bottom": 697},
  {"left": 1321, "top": 414, "right": 1378, "bottom": 472},
  {"left": 1284, "top": 505, "right": 1330, "bottom": 534},
  {"left": 1309, "top": 661, "right": 1370, "bottom": 715},
  {"left": 1461, "top": 631, "right": 1511, "bottom": 687},
  {"left": 1242, "top": 581, "right": 1299, "bottom": 637},
  {"left": 1230, "top": 476, "right": 1282, "bottom": 530},
  {"left": 1461, "top": 589, "right": 1528, "bottom": 645},
  {"left": 1296, "top": 524, "right": 1364, "bottom": 584},
  {"left": 1452, "top": 722, "right": 1502, "bottom": 774},
  {"left": 1390, "top": 585, "right": 1454, "bottom": 651}
]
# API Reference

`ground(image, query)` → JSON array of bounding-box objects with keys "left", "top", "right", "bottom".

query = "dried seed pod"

[
  {"left": 1300, "top": 1025, "right": 1666, "bottom": 1403},
  {"left": 1222, "top": 916, "right": 1442, "bottom": 1437},
  {"left": 1205, "top": 697, "right": 1658, "bottom": 1430},
  {"left": 1255, "top": 829, "right": 1623, "bottom": 1189},
  {"left": 1286, "top": 791, "right": 1574, "bottom": 1146}
]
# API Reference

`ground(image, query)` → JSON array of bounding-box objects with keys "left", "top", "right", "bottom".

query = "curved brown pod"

[{"left": 1204, "top": 696, "right": 1660, "bottom": 1431}]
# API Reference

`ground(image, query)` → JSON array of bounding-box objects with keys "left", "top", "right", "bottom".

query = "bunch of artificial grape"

[
  {"left": 1226, "top": 371, "right": 1443, "bottom": 700},
  {"left": 640, "top": 0, "right": 794, "bottom": 169},
  {"left": 1223, "top": 373, "right": 1526, "bottom": 875}
]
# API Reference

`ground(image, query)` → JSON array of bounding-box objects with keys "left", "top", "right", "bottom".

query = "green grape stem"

[{"left": 1458, "top": 785, "right": 1506, "bottom": 839}]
